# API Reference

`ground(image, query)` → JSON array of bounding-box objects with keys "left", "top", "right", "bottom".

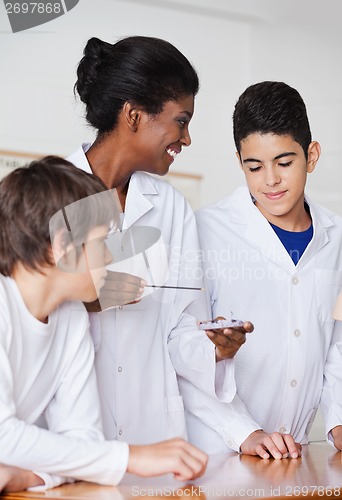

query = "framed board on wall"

[
  {"left": 0, "top": 149, "right": 42, "bottom": 179},
  {"left": 159, "top": 170, "right": 202, "bottom": 210}
]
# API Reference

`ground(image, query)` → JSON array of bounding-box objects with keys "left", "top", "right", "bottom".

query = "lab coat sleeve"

[
  {"left": 172, "top": 205, "right": 260, "bottom": 452},
  {"left": 27, "top": 473, "right": 73, "bottom": 492},
  {"left": 320, "top": 320, "right": 342, "bottom": 446},
  {"left": 166, "top": 195, "right": 261, "bottom": 451},
  {"left": 0, "top": 316, "right": 129, "bottom": 488},
  {"left": 167, "top": 197, "right": 236, "bottom": 403},
  {"left": 168, "top": 312, "right": 237, "bottom": 403},
  {"left": 168, "top": 283, "right": 260, "bottom": 452},
  {"left": 180, "top": 379, "right": 262, "bottom": 452}
]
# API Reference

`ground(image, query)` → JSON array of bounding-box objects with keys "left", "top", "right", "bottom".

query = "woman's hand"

[{"left": 204, "top": 317, "right": 254, "bottom": 361}]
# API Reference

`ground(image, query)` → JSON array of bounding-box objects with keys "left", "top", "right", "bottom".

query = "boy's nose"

[{"left": 265, "top": 168, "right": 281, "bottom": 187}]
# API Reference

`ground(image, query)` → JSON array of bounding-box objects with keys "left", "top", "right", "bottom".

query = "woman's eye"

[{"left": 177, "top": 116, "right": 190, "bottom": 127}]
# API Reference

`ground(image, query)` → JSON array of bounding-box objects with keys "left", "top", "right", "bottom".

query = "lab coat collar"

[
  {"left": 123, "top": 172, "right": 158, "bottom": 229},
  {"left": 229, "top": 186, "right": 333, "bottom": 274},
  {"left": 71, "top": 144, "right": 158, "bottom": 229},
  {"left": 68, "top": 144, "right": 93, "bottom": 174},
  {"left": 297, "top": 193, "right": 333, "bottom": 271}
]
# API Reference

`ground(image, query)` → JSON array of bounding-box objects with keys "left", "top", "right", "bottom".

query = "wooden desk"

[{"left": 2, "top": 443, "right": 342, "bottom": 500}]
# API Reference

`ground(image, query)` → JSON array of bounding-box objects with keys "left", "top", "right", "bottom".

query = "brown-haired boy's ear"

[
  {"left": 306, "top": 141, "right": 321, "bottom": 173},
  {"left": 50, "top": 229, "right": 79, "bottom": 273}
]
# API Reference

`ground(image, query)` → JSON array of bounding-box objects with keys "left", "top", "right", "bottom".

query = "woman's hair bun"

[{"left": 75, "top": 37, "right": 112, "bottom": 104}]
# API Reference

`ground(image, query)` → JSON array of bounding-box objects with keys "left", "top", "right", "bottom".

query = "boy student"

[
  {"left": 0, "top": 157, "right": 207, "bottom": 493},
  {"left": 188, "top": 81, "right": 342, "bottom": 458}
]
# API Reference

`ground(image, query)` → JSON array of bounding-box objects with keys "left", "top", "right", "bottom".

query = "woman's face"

[{"left": 134, "top": 94, "right": 195, "bottom": 176}]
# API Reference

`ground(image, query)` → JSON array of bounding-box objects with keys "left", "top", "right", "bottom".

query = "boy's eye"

[
  {"left": 278, "top": 161, "right": 292, "bottom": 167},
  {"left": 249, "top": 166, "right": 262, "bottom": 172}
]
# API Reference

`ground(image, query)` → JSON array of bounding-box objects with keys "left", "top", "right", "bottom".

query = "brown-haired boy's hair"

[{"left": 0, "top": 156, "right": 115, "bottom": 276}]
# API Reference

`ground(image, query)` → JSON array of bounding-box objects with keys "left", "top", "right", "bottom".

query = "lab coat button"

[
  {"left": 118, "top": 366, "right": 122, "bottom": 372},
  {"left": 119, "top": 306, "right": 123, "bottom": 310},
  {"left": 290, "top": 379, "right": 297, "bottom": 388},
  {"left": 118, "top": 429, "right": 123, "bottom": 436},
  {"left": 294, "top": 329, "right": 301, "bottom": 337},
  {"left": 279, "top": 426, "right": 287, "bottom": 433},
  {"left": 292, "top": 277, "right": 299, "bottom": 285}
]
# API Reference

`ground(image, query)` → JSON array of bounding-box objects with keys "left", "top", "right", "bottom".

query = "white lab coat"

[
  {"left": 191, "top": 185, "right": 342, "bottom": 452},
  {"left": 67, "top": 145, "right": 239, "bottom": 446}
]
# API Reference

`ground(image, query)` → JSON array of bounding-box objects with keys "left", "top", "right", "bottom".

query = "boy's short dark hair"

[
  {"left": 233, "top": 81, "right": 312, "bottom": 158},
  {"left": 0, "top": 156, "right": 115, "bottom": 276}
]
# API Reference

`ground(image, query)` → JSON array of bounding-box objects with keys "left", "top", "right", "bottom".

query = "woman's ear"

[
  {"left": 123, "top": 101, "right": 142, "bottom": 132},
  {"left": 306, "top": 141, "right": 321, "bottom": 174}
]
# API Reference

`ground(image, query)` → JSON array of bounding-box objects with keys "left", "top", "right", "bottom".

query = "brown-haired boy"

[{"left": 0, "top": 157, "right": 207, "bottom": 493}]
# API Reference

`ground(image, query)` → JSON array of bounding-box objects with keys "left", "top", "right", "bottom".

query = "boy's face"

[{"left": 237, "top": 133, "right": 320, "bottom": 229}]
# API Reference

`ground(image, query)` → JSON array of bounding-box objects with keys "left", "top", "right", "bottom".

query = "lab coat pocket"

[
  {"left": 315, "top": 269, "right": 342, "bottom": 323},
  {"left": 165, "top": 395, "right": 187, "bottom": 439}
]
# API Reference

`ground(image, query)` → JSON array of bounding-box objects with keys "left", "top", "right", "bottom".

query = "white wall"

[
  {"left": 1, "top": 0, "right": 341, "bottom": 212},
  {"left": 0, "top": 0, "right": 250, "bottom": 209},
  {"left": 248, "top": 22, "right": 342, "bottom": 216}
]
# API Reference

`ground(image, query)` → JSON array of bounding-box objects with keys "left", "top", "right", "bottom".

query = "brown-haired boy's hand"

[
  {"left": 127, "top": 438, "right": 208, "bottom": 481},
  {"left": 240, "top": 430, "right": 302, "bottom": 460},
  {"left": 331, "top": 425, "right": 342, "bottom": 450},
  {"left": 0, "top": 464, "right": 44, "bottom": 493},
  {"left": 204, "top": 317, "right": 254, "bottom": 361},
  {"left": 85, "top": 271, "right": 146, "bottom": 312}
]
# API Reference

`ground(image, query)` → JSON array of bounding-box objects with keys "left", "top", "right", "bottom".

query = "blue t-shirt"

[{"left": 270, "top": 222, "right": 313, "bottom": 265}]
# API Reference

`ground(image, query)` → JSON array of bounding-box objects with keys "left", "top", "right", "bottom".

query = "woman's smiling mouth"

[{"left": 166, "top": 148, "right": 179, "bottom": 161}]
